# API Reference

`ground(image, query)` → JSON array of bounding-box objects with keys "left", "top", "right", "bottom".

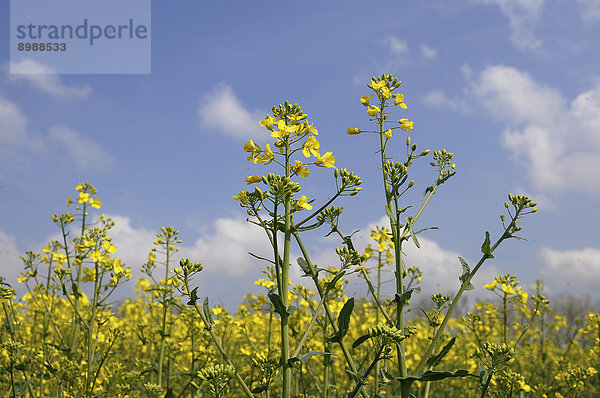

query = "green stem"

[
  {"left": 502, "top": 294, "right": 508, "bottom": 345},
  {"left": 70, "top": 203, "right": 87, "bottom": 356},
  {"left": 281, "top": 139, "right": 292, "bottom": 398},
  {"left": 157, "top": 239, "right": 172, "bottom": 389},
  {"left": 86, "top": 260, "right": 100, "bottom": 397},
  {"left": 292, "top": 294, "right": 326, "bottom": 358}
]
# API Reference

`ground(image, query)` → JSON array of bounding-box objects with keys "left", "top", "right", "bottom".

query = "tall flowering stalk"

[
  {"left": 232, "top": 101, "right": 362, "bottom": 397},
  {"left": 348, "top": 74, "right": 538, "bottom": 397}
]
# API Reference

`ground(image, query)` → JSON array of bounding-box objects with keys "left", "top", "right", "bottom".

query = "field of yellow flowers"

[{"left": 1, "top": 75, "right": 598, "bottom": 397}]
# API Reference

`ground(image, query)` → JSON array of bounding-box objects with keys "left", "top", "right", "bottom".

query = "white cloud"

[
  {"left": 0, "top": 230, "right": 22, "bottom": 286},
  {"left": 104, "top": 215, "right": 273, "bottom": 306},
  {"left": 0, "top": 93, "right": 112, "bottom": 172},
  {"left": 475, "top": 0, "right": 545, "bottom": 50},
  {"left": 386, "top": 36, "right": 409, "bottom": 55},
  {"left": 106, "top": 215, "right": 271, "bottom": 279},
  {"left": 9, "top": 59, "right": 92, "bottom": 99},
  {"left": 421, "top": 90, "right": 471, "bottom": 114},
  {"left": 470, "top": 65, "right": 600, "bottom": 193},
  {"left": 49, "top": 126, "right": 115, "bottom": 170},
  {"left": 577, "top": 0, "right": 600, "bottom": 22},
  {"left": 107, "top": 215, "right": 157, "bottom": 273},
  {"left": 0, "top": 94, "right": 44, "bottom": 151},
  {"left": 182, "top": 218, "right": 272, "bottom": 278},
  {"left": 421, "top": 44, "right": 437, "bottom": 59},
  {"left": 198, "top": 83, "right": 266, "bottom": 141},
  {"left": 541, "top": 247, "right": 600, "bottom": 289}
]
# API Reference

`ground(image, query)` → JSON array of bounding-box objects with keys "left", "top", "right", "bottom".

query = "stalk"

[
  {"left": 503, "top": 293, "right": 508, "bottom": 345},
  {"left": 280, "top": 137, "right": 292, "bottom": 398},
  {"left": 86, "top": 260, "right": 100, "bottom": 398},
  {"left": 69, "top": 202, "right": 87, "bottom": 356},
  {"left": 157, "top": 236, "right": 172, "bottom": 389}
]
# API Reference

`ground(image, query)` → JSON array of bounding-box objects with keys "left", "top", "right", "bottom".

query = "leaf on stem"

[
  {"left": 481, "top": 231, "right": 494, "bottom": 259},
  {"left": 426, "top": 337, "right": 456, "bottom": 367},
  {"left": 405, "top": 216, "right": 420, "bottom": 248},
  {"left": 394, "top": 287, "right": 421, "bottom": 307},
  {"left": 396, "top": 369, "right": 470, "bottom": 386},
  {"left": 297, "top": 257, "right": 311, "bottom": 276},
  {"left": 458, "top": 257, "right": 475, "bottom": 290},
  {"left": 384, "top": 205, "right": 396, "bottom": 225},
  {"left": 268, "top": 293, "right": 288, "bottom": 317},
  {"left": 203, "top": 297, "right": 215, "bottom": 328},
  {"left": 328, "top": 297, "right": 354, "bottom": 343}
]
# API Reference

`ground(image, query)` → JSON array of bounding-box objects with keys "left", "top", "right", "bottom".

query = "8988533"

[{"left": 17, "top": 42, "right": 67, "bottom": 51}]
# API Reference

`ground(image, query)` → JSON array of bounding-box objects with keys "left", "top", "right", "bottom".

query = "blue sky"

[{"left": 1, "top": 0, "right": 600, "bottom": 307}]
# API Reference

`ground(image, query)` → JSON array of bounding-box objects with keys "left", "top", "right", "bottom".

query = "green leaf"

[
  {"left": 296, "top": 219, "right": 325, "bottom": 232},
  {"left": 422, "top": 185, "right": 434, "bottom": 199},
  {"left": 326, "top": 271, "right": 346, "bottom": 291},
  {"left": 187, "top": 287, "right": 199, "bottom": 305},
  {"left": 413, "top": 226, "right": 438, "bottom": 235},
  {"left": 405, "top": 216, "right": 420, "bottom": 248},
  {"left": 352, "top": 333, "right": 372, "bottom": 349},
  {"left": 396, "top": 370, "right": 470, "bottom": 386},
  {"left": 481, "top": 231, "right": 494, "bottom": 259},
  {"left": 297, "top": 257, "right": 311, "bottom": 276},
  {"left": 251, "top": 386, "right": 268, "bottom": 394},
  {"left": 288, "top": 351, "right": 336, "bottom": 366},
  {"left": 394, "top": 287, "right": 420, "bottom": 307},
  {"left": 380, "top": 368, "right": 394, "bottom": 383},
  {"left": 384, "top": 204, "right": 395, "bottom": 221},
  {"left": 458, "top": 257, "right": 475, "bottom": 290},
  {"left": 268, "top": 293, "right": 287, "bottom": 317},
  {"left": 202, "top": 297, "right": 214, "bottom": 327},
  {"left": 328, "top": 297, "right": 354, "bottom": 343},
  {"left": 426, "top": 337, "right": 456, "bottom": 367}
]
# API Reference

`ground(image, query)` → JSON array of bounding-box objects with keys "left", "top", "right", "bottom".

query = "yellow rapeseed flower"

[
  {"left": 233, "top": 190, "right": 249, "bottom": 205},
  {"left": 371, "top": 79, "right": 386, "bottom": 92},
  {"left": 259, "top": 115, "right": 276, "bottom": 130},
  {"left": 347, "top": 127, "right": 361, "bottom": 135},
  {"left": 361, "top": 94, "right": 373, "bottom": 106},
  {"left": 77, "top": 192, "right": 90, "bottom": 204},
  {"left": 381, "top": 86, "right": 392, "bottom": 99},
  {"left": 254, "top": 144, "right": 274, "bottom": 164},
  {"left": 367, "top": 105, "right": 380, "bottom": 117},
  {"left": 271, "top": 120, "right": 299, "bottom": 138},
  {"left": 102, "top": 241, "right": 117, "bottom": 254},
  {"left": 245, "top": 175, "right": 262, "bottom": 185},
  {"left": 243, "top": 139, "right": 260, "bottom": 161},
  {"left": 292, "top": 161, "right": 310, "bottom": 178},
  {"left": 399, "top": 118, "right": 414, "bottom": 131},
  {"left": 295, "top": 195, "right": 313, "bottom": 211},
  {"left": 90, "top": 198, "right": 102, "bottom": 209},
  {"left": 315, "top": 152, "right": 335, "bottom": 168},
  {"left": 395, "top": 93, "right": 408, "bottom": 109},
  {"left": 302, "top": 136, "right": 321, "bottom": 158}
]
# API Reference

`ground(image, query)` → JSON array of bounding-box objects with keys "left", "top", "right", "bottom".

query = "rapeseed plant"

[{"left": 2, "top": 76, "right": 599, "bottom": 398}]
